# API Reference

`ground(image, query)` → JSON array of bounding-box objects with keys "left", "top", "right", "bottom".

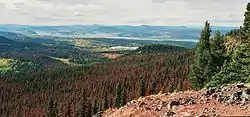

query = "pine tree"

[
  {"left": 208, "top": 42, "right": 250, "bottom": 87},
  {"left": 103, "top": 91, "right": 109, "bottom": 110},
  {"left": 115, "top": 82, "right": 123, "bottom": 108},
  {"left": 189, "top": 21, "right": 213, "bottom": 89},
  {"left": 207, "top": 2, "right": 250, "bottom": 87},
  {"left": 241, "top": 2, "right": 250, "bottom": 40},
  {"left": 76, "top": 91, "right": 91, "bottom": 117},
  {"left": 150, "top": 82, "right": 156, "bottom": 94},
  {"left": 139, "top": 78, "right": 146, "bottom": 96},
  {"left": 92, "top": 101, "right": 99, "bottom": 115},
  {"left": 121, "top": 89, "right": 126, "bottom": 107},
  {"left": 17, "top": 104, "right": 22, "bottom": 117},
  {"left": 76, "top": 101, "right": 85, "bottom": 117},
  {"left": 47, "top": 98, "right": 58, "bottom": 117},
  {"left": 210, "top": 31, "right": 227, "bottom": 72}
]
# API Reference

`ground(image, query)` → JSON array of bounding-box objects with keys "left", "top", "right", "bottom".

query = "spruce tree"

[
  {"left": 241, "top": 2, "right": 250, "bottom": 40},
  {"left": 189, "top": 21, "right": 213, "bottom": 89},
  {"left": 121, "top": 89, "right": 126, "bottom": 107},
  {"left": 207, "top": 2, "right": 250, "bottom": 87},
  {"left": 208, "top": 43, "right": 250, "bottom": 87},
  {"left": 92, "top": 101, "right": 99, "bottom": 115},
  {"left": 115, "top": 82, "right": 123, "bottom": 108},
  {"left": 139, "top": 78, "right": 146, "bottom": 96},
  {"left": 150, "top": 82, "right": 156, "bottom": 94},
  {"left": 103, "top": 91, "right": 109, "bottom": 110},
  {"left": 47, "top": 98, "right": 58, "bottom": 117},
  {"left": 76, "top": 91, "right": 91, "bottom": 117},
  {"left": 210, "top": 31, "right": 227, "bottom": 72}
]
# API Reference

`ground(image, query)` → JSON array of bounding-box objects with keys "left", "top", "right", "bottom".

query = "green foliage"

[
  {"left": 150, "top": 82, "right": 156, "bottom": 94},
  {"left": 1, "top": 60, "right": 41, "bottom": 78},
  {"left": 207, "top": 42, "right": 250, "bottom": 87},
  {"left": 210, "top": 31, "right": 227, "bottom": 72},
  {"left": 0, "top": 58, "right": 12, "bottom": 71},
  {"left": 92, "top": 101, "right": 99, "bottom": 115},
  {"left": 226, "top": 29, "right": 241, "bottom": 38},
  {"left": 139, "top": 78, "right": 146, "bottom": 96},
  {"left": 115, "top": 82, "right": 123, "bottom": 108},
  {"left": 189, "top": 21, "right": 213, "bottom": 89},
  {"left": 103, "top": 92, "right": 109, "bottom": 110},
  {"left": 47, "top": 98, "right": 58, "bottom": 117},
  {"left": 204, "top": 2, "right": 250, "bottom": 87},
  {"left": 241, "top": 2, "right": 250, "bottom": 40},
  {"left": 76, "top": 94, "right": 92, "bottom": 117}
]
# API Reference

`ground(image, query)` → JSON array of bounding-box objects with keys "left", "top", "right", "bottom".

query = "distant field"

[
  {"left": 49, "top": 56, "right": 72, "bottom": 65},
  {"left": 0, "top": 58, "right": 12, "bottom": 71}
]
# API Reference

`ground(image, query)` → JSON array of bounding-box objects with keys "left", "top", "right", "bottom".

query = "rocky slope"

[{"left": 99, "top": 83, "right": 250, "bottom": 117}]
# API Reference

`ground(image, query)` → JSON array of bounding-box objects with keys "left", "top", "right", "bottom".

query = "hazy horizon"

[
  {"left": 0, "top": 0, "right": 248, "bottom": 26},
  {"left": 0, "top": 23, "right": 240, "bottom": 28}
]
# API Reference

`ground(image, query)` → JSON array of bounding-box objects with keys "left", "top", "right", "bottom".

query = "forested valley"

[
  {"left": 0, "top": 45, "right": 192, "bottom": 117},
  {"left": 1, "top": 2, "right": 250, "bottom": 117}
]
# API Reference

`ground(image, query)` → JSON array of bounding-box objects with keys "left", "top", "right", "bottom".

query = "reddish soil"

[{"left": 103, "top": 90, "right": 250, "bottom": 117}]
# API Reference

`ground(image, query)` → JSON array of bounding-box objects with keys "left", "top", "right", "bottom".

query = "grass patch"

[
  {"left": 49, "top": 56, "right": 72, "bottom": 65},
  {"left": 0, "top": 58, "right": 13, "bottom": 71}
]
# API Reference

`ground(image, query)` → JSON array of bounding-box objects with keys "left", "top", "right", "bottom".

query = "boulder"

[
  {"left": 168, "top": 100, "right": 180, "bottom": 109},
  {"left": 236, "top": 83, "right": 245, "bottom": 88},
  {"left": 165, "top": 111, "right": 176, "bottom": 117}
]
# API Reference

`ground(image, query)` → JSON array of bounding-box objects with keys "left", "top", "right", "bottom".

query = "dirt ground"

[{"left": 103, "top": 89, "right": 250, "bottom": 117}]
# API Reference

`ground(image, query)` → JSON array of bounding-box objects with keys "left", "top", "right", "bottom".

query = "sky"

[{"left": 0, "top": 0, "right": 249, "bottom": 26}]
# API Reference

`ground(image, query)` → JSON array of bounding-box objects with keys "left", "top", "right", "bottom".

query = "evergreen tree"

[
  {"left": 150, "top": 82, "right": 156, "bottom": 94},
  {"left": 189, "top": 21, "right": 213, "bottom": 89},
  {"left": 103, "top": 91, "right": 109, "bottom": 110},
  {"left": 92, "top": 101, "right": 99, "bottom": 115},
  {"left": 47, "top": 98, "right": 58, "bottom": 117},
  {"left": 210, "top": 31, "right": 227, "bottom": 72},
  {"left": 115, "top": 82, "right": 123, "bottom": 108},
  {"left": 139, "top": 78, "right": 146, "bottom": 96},
  {"left": 76, "top": 91, "right": 91, "bottom": 117},
  {"left": 241, "top": 2, "right": 250, "bottom": 40},
  {"left": 121, "top": 89, "right": 126, "bottom": 107},
  {"left": 17, "top": 104, "right": 22, "bottom": 117},
  {"left": 76, "top": 101, "right": 85, "bottom": 117},
  {"left": 207, "top": 2, "right": 250, "bottom": 87},
  {"left": 208, "top": 42, "right": 250, "bottom": 87}
]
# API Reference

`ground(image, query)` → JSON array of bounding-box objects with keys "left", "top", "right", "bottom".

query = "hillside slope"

[{"left": 102, "top": 83, "right": 250, "bottom": 117}]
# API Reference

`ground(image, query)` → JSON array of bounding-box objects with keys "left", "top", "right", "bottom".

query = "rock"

[
  {"left": 199, "top": 108, "right": 219, "bottom": 117},
  {"left": 155, "top": 107, "right": 161, "bottom": 111},
  {"left": 92, "top": 111, "right": 103, "bottom": 117},
  {"left": 202, "top": 87, "right": 217, "bottom": 97},
  {"left": 179, "top": 97, "right": 196, "bottom": 105},
  {"left": 236, "top": 83, "right": 245, "bottom": 88},
  {"left": 229, "top": 91, "right": 242, "bottom": 103},
  {"left": 242, "top": 91, "right": 250, "bottom": 100},
  {"left": 164, "top": 111, "right": 176, "bottom": 117},
  {"left": 168, "top": 101, "right": 180, "bottom": 109},
  {"left": 139, "top": 102, "right": 146, "bottom": 107},
  {"left": 217, "top": 96, "right": 224, "bottom": 103},
  {"left": 244, "top": 88, "right": 250, "bottom": 95},
  {"left": 145, "top": 106, "right": 151, "bottom": 110},
  {"left": 211, "top": 93, "right": 218, "bottom": 99},
  {"left": 155, "top": 102, "right": 163, "bottom": 111}
]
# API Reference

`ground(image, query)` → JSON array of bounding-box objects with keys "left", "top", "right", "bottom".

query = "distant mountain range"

[{"left": 0, "top": 24, "right": 237, "bottom": 41}]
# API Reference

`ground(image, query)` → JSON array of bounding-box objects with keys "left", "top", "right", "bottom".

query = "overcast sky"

[{"left": 0, "top": 0, "right": 248, "bottom": 26}]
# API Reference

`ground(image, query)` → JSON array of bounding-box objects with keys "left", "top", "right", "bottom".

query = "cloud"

[{"left": 0, "top": 0, "right": 248, "bottom": 26}]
